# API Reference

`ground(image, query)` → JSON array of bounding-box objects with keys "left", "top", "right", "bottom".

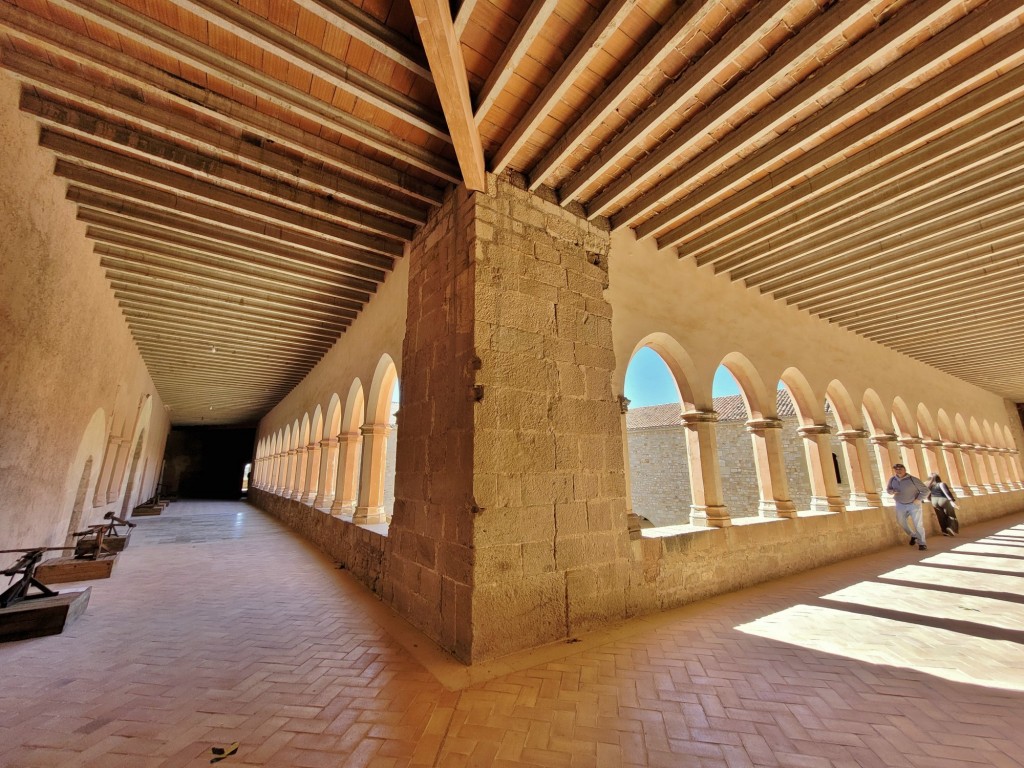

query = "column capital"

[
  {"left": 870, "top": 433, "right": 898, "bottom": 445},
  {"left": 319, "top": 437, "right": 338, "bottom": 448},
  {"left": 941, "top": 441, "right": 962, "bottom": 450},
  {"left": 680, "top": 409, "right": 718, "bottom": 426},
  {"left": 796, "top": 424, "right": 831, "bottom": 438},
  {"left": 896, "top": 436, "right": 923, "bottom": 447},
  {"left": 835, "top": 429, "right": 870, "bottom": 441},
  {"left": 920, "top": 439, "right": 944, "bottom": 448},
  {"left": 745, "top": 418, "right": 783, "bottom": 433},
  {"left": 360, "top": 423, "right": 391, "bottom": 437}
]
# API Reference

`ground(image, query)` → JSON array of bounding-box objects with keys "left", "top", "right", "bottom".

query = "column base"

[
  {"left": 330, "top": 499, "right": 355, "bottom": 517},
  {"left": 302, "top": 492, "right": 318, "bottom": 506},
  {"left": 352, "top": 505, "right": 387, "bottom": 524},
  {"left": 846, "top": 492, "right": 881, "bottom": 510},
  {"left": 810, "top": 496, "right": 845, "bottom": 514},
  {"left": 758, "top": 499, "right": 796, "bottom": 519},
  {"left": 950, "top": 485, "right": 970, "bottom": 497},
  {"left": 689, "top": 505, "right": 731, "bottom": 528}
]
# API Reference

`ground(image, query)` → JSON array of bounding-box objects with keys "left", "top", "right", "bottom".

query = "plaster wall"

[
  {"left": 0, "top": 71, "right": 169, "bottom": 548},
  {"left": 609, "top": 231, "right": 1019, "bottom": 444},
  {"left": 257, "top": 255, "right": 408, "bottom": 439}
]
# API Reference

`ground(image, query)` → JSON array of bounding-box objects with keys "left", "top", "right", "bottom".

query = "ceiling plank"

[
  {"left": 44, "top": 0, "right": 459, "bottom": 180},
  {"left": 164, "top": 0, "right": 449, "bottom": 140},
  {"left": 527, "top": 0, "right": 713, "bottom": 191},
  {"left": 408, "top": 0, "right": 486, "bottom": 191},
  {"left": 491, "top": 0, "right": 641, "bottom": 176}
]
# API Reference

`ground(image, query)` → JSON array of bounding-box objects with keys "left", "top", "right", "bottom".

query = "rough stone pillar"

[
  {"left": 386, "top": 177, "right": 630, "bottom": 664},
  {"left": 330, "top": 431, "right": 362, "bottom": 516},
  {"left": 352, "top": 424, "right": 390, "bottom": 523},
  {"left": 680, "top": 410, "right": 731, "bottom": 527},
  {"left": 869, "top": 433, "right": 901, "bottom": 494},
  {"left": 940, "top": 442, "right": 971, "bottom": 496},
  {"left": 313, "top": 438, "right": 338, "bottom": 509},
  {"left": 958, "top": 443, "right": 987, "bottom": 494},
  {"left": 897, "top": 437, "right": 926, "bottom": 478},
  {"left": 797, "top": 424, "right": 845, "bottom": 513},
  {"left": 835, "top": 429, "right": 881, "bottom": 509},
  {"left": 301, "top": 442, "right": 321, "bottom": 504},
  {"left": 745, "top": 418, "right": 795, "bottom": 518}
]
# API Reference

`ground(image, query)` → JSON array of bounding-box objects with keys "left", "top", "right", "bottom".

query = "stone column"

[
  {"left": 313, "top": 438, "right": 339, "bottom": 510},
  {"left": 283, "top": 449, "right": 298, "bottom": 497},
  {"left": 680, "top": 410, "right": 730, "bottom": 527},
  {"left": 797, "top": 424, "right": 845, "bottom": 513},
  {"left": 330, "top": 431, "right": 362, "bottom": 516},
  {"left": 291, "top": 447, "right": 309, "bottom": 500},
  {"left": 958, "top": 443, "right": 987, "bottom": 494},
  {"left": 869, "top": 433, "right": 901, "bottom": 494},
  {"left": 745, "top": 418, "right": 795, "bottom": 518},
  {"left": 984, "top": 446, "right": 1009, "bottom": 491},
  {"left": 302, "top": 442, "right": 322, "bottom": 505},
  {"left": 939, "top": 442, "right": 971, "bottom": 497},
  {"left": 970, "top": 444, "right": 998, "bottom": 492},
  {"left": 618, "top": 396, "right": 644, "bottom": 537},
  {"left": 269, "top": 453, "right": 282, "bottom": 493},
  {"left": 920, "top": 439, "right": 947, "bottom": 479},
  {"left": 1008, "top": 449, "right": 1024, "bottom": 488},
  {"left": 835, "top": 429, "right": 881, "bottom": 509},
  {"left": 352, "top": 424, "right": 390, "bottom": 523},
  {"left": 897, "top": 437, "right": 926, "bottom": 479}
]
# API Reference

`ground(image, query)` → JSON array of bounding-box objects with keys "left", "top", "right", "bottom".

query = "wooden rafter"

[{"left": 408, "top": 0, "right": 486, "bottom": 191}]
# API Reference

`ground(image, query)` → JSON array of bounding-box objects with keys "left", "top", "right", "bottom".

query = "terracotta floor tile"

[{"left": 3, "top": 501, "right": 1024, "bottom": 767}]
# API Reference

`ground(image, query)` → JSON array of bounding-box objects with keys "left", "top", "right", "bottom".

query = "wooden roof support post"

[{"left": 408, "top": 0, "right": 487, "bottom": 192}]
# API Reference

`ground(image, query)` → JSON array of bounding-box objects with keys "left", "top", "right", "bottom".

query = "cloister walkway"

[{"left": 2, "top": 501, "right": 1024, "bottom": 768}]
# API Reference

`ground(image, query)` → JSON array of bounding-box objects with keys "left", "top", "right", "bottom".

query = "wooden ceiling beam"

[
  {"left": 126, "top": 314, "right": 338, "bottom": 348},
  {"left": 111, "top": 286, "right": 351, "bottom": 334},
  {"left": 58, "top": 167, "right": 395, "bottom": 272},
  {"left": 735, "top": 170, "right": 1023, "bottom": 285},
  {"left": 107, "top": 273, "right": 357, "bottom": 326},
  {"left": 42, "top": 0, "right": 460, "bottom": 181},
  {"left": 71, "top": 192, "right": 385, "bottom": 287},
  {"left": 88, "top": 226, "right": 371, "bottom": 305},
  {"left": 0, "top": 10, "right": 444, "bottom": 205},
  {"left": 453, "top": 0, "right": 480, "bottom": 39},
  {"left": 17, "top": 88, "right": 428, "bottom": 225},
  {"left": 687, "top": 70, "right": 1024, "bottom": 266},
  {"left": 473, "top": 0, "right": 558, "bottom": 126},
  {"left": 164, "top": 0, "right": 448, "bottom": 141},
  {"left": 44, "top": 133, "right": 409, "bottom": 253},
  {"left": 612, "top": 0, "right": 981, "bottom": 228},
  {"left": 129, "top": 321, "right": 335, "bottom": 357},
  {"left": 789, "top": 221, "right": 1024, "bottom": 310},
  {"left": 135, "top": 338, "right": 325, "bottom": 367},
  {"left": 557, "top": 0, "right": 794, "bottom": 206},
  {"left": 527, "top": 0, "right": 714, "bottom": 191},
  {"left": 99, "top": 252, "right": 365, "bottom": 317},
  {"left": 292, "top": 0, "right": 431, "bottom": 81},
  {"left": 408, "top": 0, "right": 486, "bottom": 191},
  {"left": 120, "top": 304, "right": 341, "bottom": 344},
  {"left": 650, "top": 24, "right": 1024, "bottom": 246},
  {"left": 492, "top": 0, "right": 641, "bottom": 175}
]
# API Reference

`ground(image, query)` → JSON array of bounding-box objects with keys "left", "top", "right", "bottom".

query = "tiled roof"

[{"left": 626, "top": 390, "right": 801, "bottom": 429}]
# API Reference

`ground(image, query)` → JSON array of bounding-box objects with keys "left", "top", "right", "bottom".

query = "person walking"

[
  {"left": 886, "top": 463, "right": 930, "bottom": 550},
  {"left": 927, "top": 473, "right": 959, "bottom": 536}
]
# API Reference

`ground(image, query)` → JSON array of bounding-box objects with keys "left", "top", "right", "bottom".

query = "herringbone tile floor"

[{"left": 2, "top": 501, "right": 1024, "bottom": 767}]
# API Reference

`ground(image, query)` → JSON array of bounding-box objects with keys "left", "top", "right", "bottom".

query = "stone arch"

[
  {"left": 631, "top": 333, "right": 701, "bottom": 411},
  {"left": 861, "top": 388, "right": 889, "bottom": 435},
  {"left": 287, "top": 418, "right": 301, "bottom": 495},
  {"left": 277, "top": 425, "right": 291, "bottom": 494},
  {"left": 293, "top": 412, "right": 311, "bottom": 500},
  {"left": 824, "top": 380, "right": 872, "bottom": 507},
  {"left": 916, "top": 403, "right": 938, "bottom": 440},
  {"left": 915, "top": 403, "right": 945, "bottom": 478},
  {"left": 936, "top": 409, "right": 956, "bottom": 442},
  {"left": 824, "top": 380, "right": 860, "bottom": 431},
  {"left": 720, "top": 351, "right": 771, "bottom": 420},
  {"left": 778, "top": 367, "right": 824, "bottom": 425},
  {"left": 356, "top": 357, "right": 398, "bottom": 522},
  {"left": 955, "top": 413, "right": 971, "bottom": 444},
  {"left": 892, "top": 397, "right": 925, "bottom": 476},
  {"left": 303, "top": 405, "right": 325, "bottom": 504}
]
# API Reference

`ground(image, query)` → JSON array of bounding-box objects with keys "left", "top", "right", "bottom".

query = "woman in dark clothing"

[{"left": 927, "top": 473, "right": 959, "bottom": 536}]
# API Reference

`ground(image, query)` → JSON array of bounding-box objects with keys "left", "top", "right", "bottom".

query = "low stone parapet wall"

[
  {"left": 249, "top": 489, "right": 388, "bottom": 594},
  {"left": 631, "top": 489, "right": 1024, "bottom": 616}
]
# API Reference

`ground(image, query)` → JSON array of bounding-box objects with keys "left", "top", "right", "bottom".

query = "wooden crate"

[
  {"left": 36, "top": 555, "right": 116, "bottom": 584},
  {"left": 0, "top": 588, "right": 91, "bottom": 642}
]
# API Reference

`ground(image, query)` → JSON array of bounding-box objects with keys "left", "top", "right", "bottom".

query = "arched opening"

[
  {"left": 331, "top": 382, "right": 365, "bottom": 516},
  {"left": 119, "top": 430, "right": 147, "bottom": 517},
  {"left": 382, "top": 377, "right": 400, "bottom": 521},
  {"left": 302, "top": 406, "right": 324, "bottom": 505},
  {"left": 355, "top": 355, "right": 398, "bottom": 524},
  {"left": 779, "top": 368, "right": 842, "bottom": 514},
  {"left": 711, "top": 362, "right": 760, "bottom": 518},
  {"left": 623, "top": 345, "right": 689, "bottom": 528},
  {"left": 65, "top": 458, "right": 95, "bottom": 545}
]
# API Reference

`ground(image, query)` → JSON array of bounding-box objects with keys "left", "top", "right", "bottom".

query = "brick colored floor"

[{"left": 2, "top": 501, "right": 1024, "bottom": 767}]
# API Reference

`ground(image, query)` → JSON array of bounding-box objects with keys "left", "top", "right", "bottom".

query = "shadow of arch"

[
  {"left": 62, "top": 407, "right": 107, "bottom": 546},
  {"left": 891, "top": 397, "right": 916, "bottom": 438},
  {"left": 825, "top": 380, "right": 860, "bottom": 431},
  {"left": 862, "top": 389, "right": 890, "bottom": 436},
  {"left": 779, "top": 367, "right": 824, "bottom": 425}
]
